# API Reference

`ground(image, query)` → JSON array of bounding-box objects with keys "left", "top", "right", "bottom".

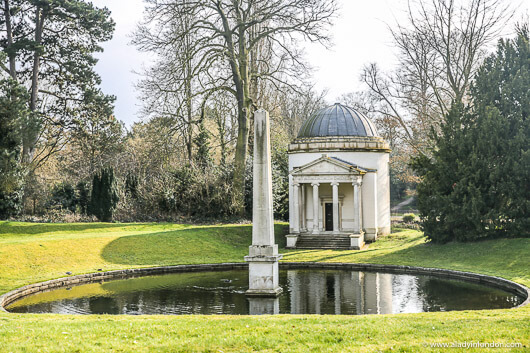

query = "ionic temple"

[{"left": 286, "top": 103, "right": 391, "bottom": 249}]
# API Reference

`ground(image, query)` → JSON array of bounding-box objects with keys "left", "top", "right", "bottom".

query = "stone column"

[
  {"left": 245, "top": 109, "right": 282, "bottom": 297},
  {"left": 300, "top": 184, "right": 306, "bottom": 232},
  {"left": 292, "top": 182, "right": 300, "bottom": 234},
  {"left": 331, "top": 182, "right": 340, "bottom": 234},
  {"left": 353, "top": 178, "right": 363, "bottom": 233},
  {"left": 311, "top": 182, "right": 320, "bottom": 234},
  {"left": 350, "top": 177, "right": 365, "bottom": 249}
]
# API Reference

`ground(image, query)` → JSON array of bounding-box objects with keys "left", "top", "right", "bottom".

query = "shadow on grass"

[
  {"left": 101, "top": 223, "right": 289, "bottom": 266},
  {"left": 281, "top": 245, "right": 388, "bottom": 263},
  {"left": 0, "top": 222, "right": 147, "bottom": 235},
  {"left": 351, "top": 237, "right": 527, "bottom": 279},
  {"left": 280, "top": 230, "right": 427, "bottom": 262}
]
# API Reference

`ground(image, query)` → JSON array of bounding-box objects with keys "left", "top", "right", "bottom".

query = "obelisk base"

[{"left": 245, "top": 245, "right": 283, "bottom": 297}]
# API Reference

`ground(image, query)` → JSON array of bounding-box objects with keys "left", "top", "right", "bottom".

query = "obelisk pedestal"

[{"left": 245, "top": 109, "right": 283, "bottom": 297}]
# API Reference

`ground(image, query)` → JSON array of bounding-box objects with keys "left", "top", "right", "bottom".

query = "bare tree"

[
  {"left": 272, "top": 86, "right": 327, "bottom": 139},
  {"left": 134, "top": 0, "right": 337, "bottom": 215},
  {"left": 361, "top": 0, "right": 513, "bottom": 152},
  {"left": 134, "top": 2, "right": 205, "bottom": 164},
  {"left": 204, "top": 91, "right": 238, "bottom": 167}
]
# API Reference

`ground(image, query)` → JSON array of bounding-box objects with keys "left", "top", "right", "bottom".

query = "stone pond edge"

[{"left": 1, "top": 262, "right": 528, "bottom": 313}]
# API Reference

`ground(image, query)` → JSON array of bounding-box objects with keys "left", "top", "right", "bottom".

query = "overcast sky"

[{"left": 91, "top": 0, "right": 527, "bottom": 126}]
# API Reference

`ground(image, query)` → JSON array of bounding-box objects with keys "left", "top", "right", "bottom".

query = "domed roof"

[{"left": 297, "top": 103, "right": 378, "bottom": 138}]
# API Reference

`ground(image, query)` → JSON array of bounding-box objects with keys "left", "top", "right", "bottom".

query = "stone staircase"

[{"left": 294, "top": 235, "right": 351, "bottom": 249}]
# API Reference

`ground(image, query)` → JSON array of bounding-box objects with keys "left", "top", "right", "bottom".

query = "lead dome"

[{"left": 297, "top": 103, "right": 378, "bottom": 138}]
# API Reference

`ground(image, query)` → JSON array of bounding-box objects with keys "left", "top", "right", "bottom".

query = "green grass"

[{"left": 0, "top": 221, "right": 528, "bottom": 352}]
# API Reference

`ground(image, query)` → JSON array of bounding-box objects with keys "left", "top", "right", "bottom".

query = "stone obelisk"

[{"left": 245, "top": 109, "right": 283, "bottom": 297}]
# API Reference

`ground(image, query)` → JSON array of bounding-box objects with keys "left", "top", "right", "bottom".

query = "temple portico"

[
  {"left": 291, "top": 173, "right": 365, "bottom": 235},
  {"left": 286, "top": 103, "right": 391, "bottom": 250}
]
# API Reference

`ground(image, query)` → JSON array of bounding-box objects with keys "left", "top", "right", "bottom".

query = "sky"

[{"left": 91, "top": 0, "right": 527, "bottom": 126}]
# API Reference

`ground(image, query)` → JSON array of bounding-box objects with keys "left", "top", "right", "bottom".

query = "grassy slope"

[{"left": 0, "top": 221, "right": 528, "bottom": 352}]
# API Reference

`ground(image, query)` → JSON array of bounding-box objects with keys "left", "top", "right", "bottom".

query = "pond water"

[{"left": 7, "top": 269, "right": 523, "bottom": 315}]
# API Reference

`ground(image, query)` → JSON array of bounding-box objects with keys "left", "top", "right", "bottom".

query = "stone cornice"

[
  {"left": 293, "top": 175, "right": 364, "bottom": 184},
  {"left": 289, "top": 136, "right": 391, "bottom": 153}
]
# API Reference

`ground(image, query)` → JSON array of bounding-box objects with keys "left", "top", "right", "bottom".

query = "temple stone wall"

[{"left": 288, "top": 150, "right": 390, "bottom": 237}]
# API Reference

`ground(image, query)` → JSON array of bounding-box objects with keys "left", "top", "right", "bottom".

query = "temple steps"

[{"left": 294, "top": 236, "right": 351, "bottom": 250}]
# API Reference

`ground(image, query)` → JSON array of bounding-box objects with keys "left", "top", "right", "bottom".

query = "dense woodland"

[{"left": 0, "top": 0, "right": 528, "bottom": 242}]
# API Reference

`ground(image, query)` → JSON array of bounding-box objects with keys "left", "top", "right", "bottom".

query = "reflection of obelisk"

[
  {"left": 248, "top": 297, "right": 280, "bottom": 315},
  {"left": 245, "top": 109, "right": 283, "bottom": 297}
]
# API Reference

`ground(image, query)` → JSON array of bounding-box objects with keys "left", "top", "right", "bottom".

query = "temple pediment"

[{"left": 291, "top": 155, "right": 369, "bottom": 176}]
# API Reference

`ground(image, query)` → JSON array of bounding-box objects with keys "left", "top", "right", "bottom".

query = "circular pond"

[{"left": 6, "top": 269, "right": 524, "bottom": 315}]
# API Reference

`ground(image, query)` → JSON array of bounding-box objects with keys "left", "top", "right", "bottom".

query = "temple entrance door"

[{"left": 325, "top": 203, "right": 333, "bottom": 231}]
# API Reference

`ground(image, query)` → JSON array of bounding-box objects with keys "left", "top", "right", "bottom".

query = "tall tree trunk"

[
  {"left": 185, "top": 23, "right": 193, "bottom": 164},
  {"left": 216, "top": 112, "right": 227, "bottom": 167},
  {"left": 3, "top": 0, "right": 17, "bottom": 81},
  {"left": 217, "top": 3, "right": 251, "bottom": 216},
  {"left": 232, "top": 96, "right": 249, "bottom": 215},
  {"left": 231, "top": 21, "right": 252, "bottom": 216},
  {"left": 186, "top": 97, "right": 193, "bottom": 163},
  {"left": 23, "top": 6, "right": 44, "bottom": 164}
]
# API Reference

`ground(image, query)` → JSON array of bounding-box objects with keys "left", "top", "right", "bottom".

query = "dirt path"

[{"left": 391, "top": 196, "right": 415, "bottom": 212}]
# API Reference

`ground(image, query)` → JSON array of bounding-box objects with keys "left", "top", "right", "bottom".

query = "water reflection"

[
  {"left": 288, "top": 271, "right": 395, "bottom": 315},
  {"left": 7, "top": 270, "right": 523, "bottom": 315},
  {"left": 248, "top": 297, "right": 280, "bottom": 315}
]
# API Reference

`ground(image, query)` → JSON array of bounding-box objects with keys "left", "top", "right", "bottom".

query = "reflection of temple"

[{"left": 288, "top": 270, "right": 394, "bottom": 315}]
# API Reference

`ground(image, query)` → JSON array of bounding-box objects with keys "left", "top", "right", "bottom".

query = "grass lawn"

[{"left": 0, "top": 221, "right": 528, "bottom": 352}]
